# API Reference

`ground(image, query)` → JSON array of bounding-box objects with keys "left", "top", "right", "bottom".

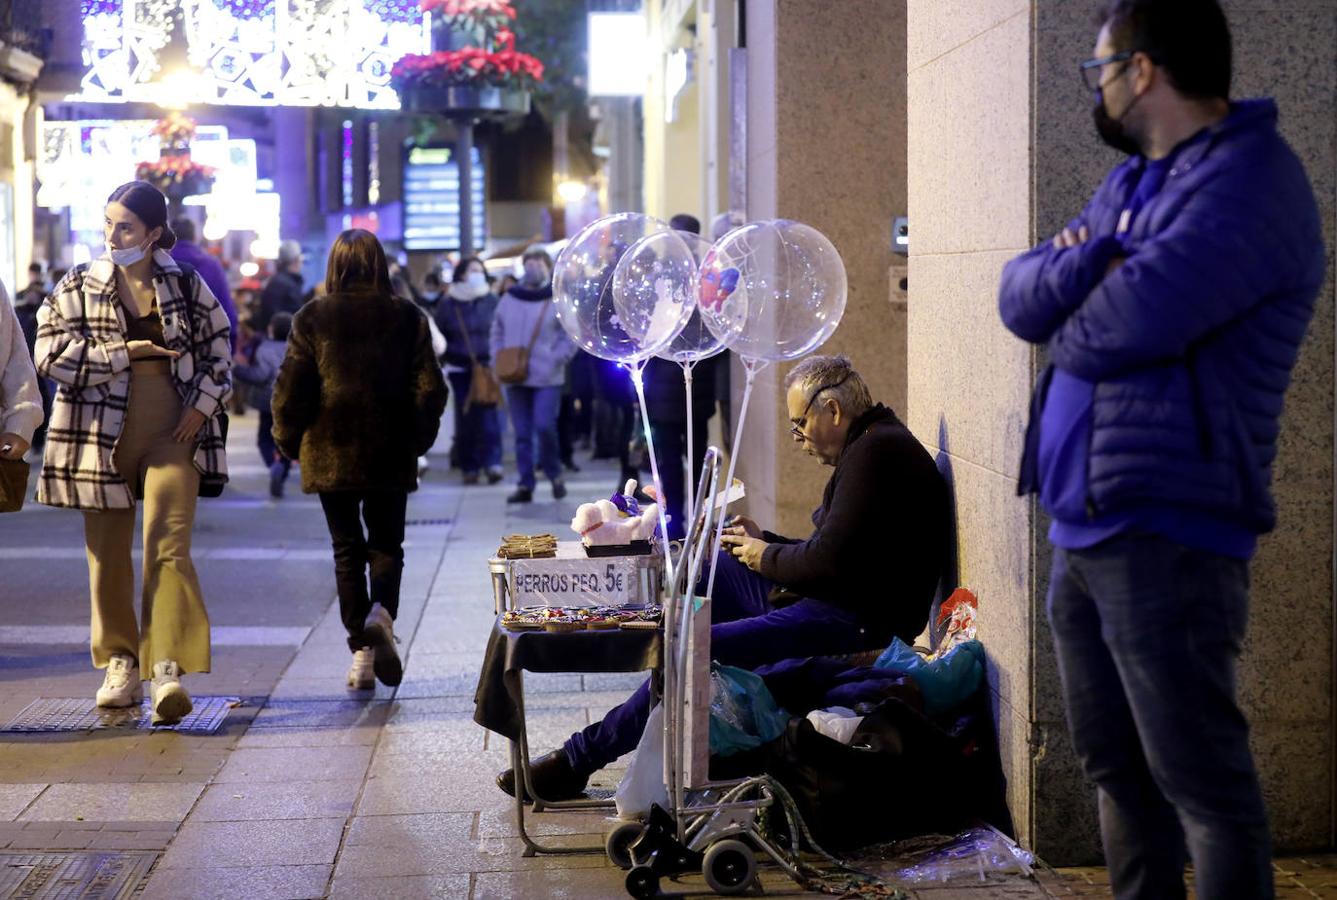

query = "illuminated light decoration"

[
  {"left": 341, "top": 119, "right": 354, "bottom": 208},
  {"left": 367, "top": 120, "right": 381, "bottom": 205},
  {"left": 73, "top": 0, "right": 430, "bottom": 109}
]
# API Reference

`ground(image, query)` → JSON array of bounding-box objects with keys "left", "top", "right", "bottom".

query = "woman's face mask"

[
  {"left": 466, "top": 271, "right": 488, "bottom": 290},
  {"left": 105, "top": 240, "right": 151, "bottom": 267}
]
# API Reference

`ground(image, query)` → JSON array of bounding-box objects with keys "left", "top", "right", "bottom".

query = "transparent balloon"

[
  {"left": 649, "top": 231, "right": 728, "bottom": 364},
  {"left": 611, "top": 229, "right": 700, "bottom": 359},
  {"left": 696, "top": 219, "right": 848, "bottom": 362},
  {"left": 552, "top": 213, "right": 679, "bottom": 363}
]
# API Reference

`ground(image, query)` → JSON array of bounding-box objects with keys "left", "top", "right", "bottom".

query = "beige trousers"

[{"left": 83, "top": 361, "right": 210, "bottom": 673}]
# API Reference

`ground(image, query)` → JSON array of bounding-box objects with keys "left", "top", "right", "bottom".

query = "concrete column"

[
  {"left": 735, "top": 0, "right": 907, "bottom": 537},
  {"left": 907, "top": 0, "right": 1336, "bottom": 864}
]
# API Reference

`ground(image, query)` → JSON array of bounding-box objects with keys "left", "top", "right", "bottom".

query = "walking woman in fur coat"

[
  {"left": 35, "top": 181, "right": 233, "bottom": 725},
  {"left": 271, "top": 229, "right": 448, "bottom": 690}
]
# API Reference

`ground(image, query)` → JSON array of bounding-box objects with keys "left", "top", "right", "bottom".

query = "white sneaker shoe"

[
  {"left": 96, "top": 655, "right": 142, "bottom": 708},
  {"left": 347, "top": 648, "right": 375, "bottom": 690},
  {"left": 361, "top": 603, "right": 403, "bottom": 687},
  {"left": 149, "top": 660, "right": 192, "bottom": 725}
]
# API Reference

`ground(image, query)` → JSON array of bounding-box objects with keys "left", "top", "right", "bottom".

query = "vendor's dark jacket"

[
  {"left": 759, "top": 404, "right": 950, "bottom": 643},
  {"left": 271, "top": 290, "right": 448, "bottom": 494}
]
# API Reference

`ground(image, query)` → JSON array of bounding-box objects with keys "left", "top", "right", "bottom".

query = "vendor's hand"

[
  {"left": 721, "top": 532, "right": 767, "bottom": 571},
  {"left": 1051, "top": 224, "right": 1089, "bottom": 250},
  {"left": 0, "top": 433, "right": 30, "bottom": 460},
  {"left": 127, "top": 340, "right": 180, "bottom": 361},
  {"left": 723, "top": 514, "right": 761, "bottom": 540},
  {"left": 172, "top": 407, "right": 207, "bottom": 443}
]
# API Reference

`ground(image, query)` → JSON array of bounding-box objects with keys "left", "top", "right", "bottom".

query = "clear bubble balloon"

[
  {"left": 552, "top": 213, "right": 677, "bottom": 363},
  {"left": 649, "top": 231, "right": 728, "bottom": 364},
  {"left": 696, "top": 219, "right": 848, "bottom": 362}
]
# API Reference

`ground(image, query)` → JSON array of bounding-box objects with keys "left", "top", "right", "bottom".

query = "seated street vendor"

[{"left": 497, "top": 354, "right": 953, "bottom": 801}]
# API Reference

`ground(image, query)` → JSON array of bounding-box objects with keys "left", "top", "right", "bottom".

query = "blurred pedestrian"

[
  {"left": 435, "top": 256, "right": 503, "bottom": 485},
  {"left": 35, "top": 181, "right": 232, "bottom": 725},
  {"left": 999, "top": 2, "right": 1324, "bottom": 896},
  {"left": 254, "top": 240, "right": 304, "bottom": 331},
  {"left": 419, "top": 270, "right": 445, "bottom": 310},
  {"left": 170, "top": 217, "right": 238, "bottom": 352},
  {"left": 272, "top": 229, "right": 447, "bottom": 690},
  {"left": 0, "top": 279, "right": 42, "bottom": 469},
  {"left": 232, "top": 311, "right": 292, "bottom": 499},
  {"left": 490, "top": 247, "right": 575, "bottom": 504},
  {"left": 13, "top": 263, "right": 50, "bottom": 449}
]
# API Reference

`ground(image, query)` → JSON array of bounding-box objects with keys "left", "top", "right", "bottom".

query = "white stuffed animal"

[{"left": 571, "top": 480, "right": 661, "bottom": 546}]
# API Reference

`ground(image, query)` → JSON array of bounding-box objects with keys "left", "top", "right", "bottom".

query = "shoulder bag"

[
  {"left": 0, "top": 457, "right": 29, "bottom": 513},
  {"left": 494, "top": 305, "right": 546, "bottom": 385},
  {"left": 451, "top": 302, "right": 503, "bottom": 410}
]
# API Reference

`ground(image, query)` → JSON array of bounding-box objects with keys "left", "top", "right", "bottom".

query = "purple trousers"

[{"left": 563, "top": 552, "right": 888, "bottom": 773}]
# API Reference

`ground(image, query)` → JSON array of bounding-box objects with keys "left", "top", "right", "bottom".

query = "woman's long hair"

[{"left": 325, "top": 228, "right": 391, "bottom": 296}]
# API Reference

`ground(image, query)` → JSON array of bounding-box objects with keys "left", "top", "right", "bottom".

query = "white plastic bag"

[
  {"left": 805, "top": 706, "right": 864, "bottom": 744},
  {"left": 613, "top": 702, "right": 669, "bottom": 820}
]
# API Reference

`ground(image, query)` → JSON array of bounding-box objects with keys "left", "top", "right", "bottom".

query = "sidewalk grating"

[
  {"left": 0, "top": 851, "right": 156, "bottom": 898},
  {"left": 0, "top": 698, "right": 240, "bottom": 734}
]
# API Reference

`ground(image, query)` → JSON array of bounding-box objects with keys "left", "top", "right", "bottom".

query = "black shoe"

[
  {"left": 562, "top": 458, "right": 581, "bottom": 473},
  {"left": 496, "top": 750, "right": 590, "bottom": 801},
  {"left": 486, "top": 469, "right": 505, "bottom": 485},
  {"left": 462, "top": 472, "right": 480, "bottom": 485},
  {"left": 552, "top": 480, "right": 567, "bottom": 500},
  {"left": 268, "top": 461, "right": 286, "bottom": 499},
  {"left": 507, "top": 487, "right": 533, "bottom": 504}
]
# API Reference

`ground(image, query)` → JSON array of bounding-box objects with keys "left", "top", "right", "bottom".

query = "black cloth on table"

[{"left": 473, "top": 617, "right": 662, "bottom": 741}]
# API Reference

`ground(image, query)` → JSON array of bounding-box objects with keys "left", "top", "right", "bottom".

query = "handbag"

[
  {"left": 452, "top": 303, "right": 503, "bottom": 409},
  {"left": 178, "top": 262, "right": 228, "bottom": 499},
  {"left": 494, "top": 306, "right": 546, "bottom": 385},
  {"left": 0, "top": 457, "right": 30, "bottom": 513}
]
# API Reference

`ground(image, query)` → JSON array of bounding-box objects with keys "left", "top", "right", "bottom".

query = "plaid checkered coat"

[{"left": 34, "top": 250, "right": 232, "bottom": 510}]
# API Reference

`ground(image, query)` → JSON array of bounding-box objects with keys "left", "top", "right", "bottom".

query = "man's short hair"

[
  {"left": 172, "top": 217, "right": 197, "bottom": 243},
  {"left": 27, "top": 262, "right": 42, "bottom": 275},
  {"left": 785, "top": 354, "right": 873, "bottom": 418},
  {"left": 1100, "top": 0, "right": 1231, "bottom": 100},
  {"left": 669, "top": 213, "right": 701, "bottom": 235},
  {"left": 521, "top": 246, "right": 552, "bottom": 268},
  {"left": 269, "top": 311, "right": 294, "bottom": 341},
  {"left": 278, "top": 240, "right": 303, "bottom": 267}
]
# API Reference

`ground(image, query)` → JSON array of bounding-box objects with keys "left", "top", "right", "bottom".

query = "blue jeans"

[
  {"left": 506, "top": 385, "right": 562, "bottom": 490},
  {"left": 447, "top": 371, "right": 502, "bottom": 474},
  {"left": 563, "top": 552, "right": 888, "bottom": 773},
  {"left": 1047, "top": 532, "right": 1271, "bottom": 900}
]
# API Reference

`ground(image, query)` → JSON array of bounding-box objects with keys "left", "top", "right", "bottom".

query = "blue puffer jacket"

[{"left": 1000, "top": 99, "right": 1325, "bottom": 534}]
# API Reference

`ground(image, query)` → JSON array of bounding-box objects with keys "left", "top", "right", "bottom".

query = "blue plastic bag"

[
  {"left": 873, "top": 638, "right": 986, "bottom": 716},
  {"left": 709, "top": 662, "right": 790, "bottom": 756}
]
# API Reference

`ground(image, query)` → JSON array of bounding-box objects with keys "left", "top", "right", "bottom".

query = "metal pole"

[{"left": 457, "top": 121, "right": 475, "bottom": 255}]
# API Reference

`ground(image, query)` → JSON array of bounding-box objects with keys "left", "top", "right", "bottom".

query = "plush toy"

[{"left": 571, "top": 480, "right": 661, "bottom": 546}]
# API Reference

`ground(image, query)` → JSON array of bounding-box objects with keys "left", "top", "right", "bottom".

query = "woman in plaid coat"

[{"left": 35, "top": 182, "right": 232, "bottom": 725}]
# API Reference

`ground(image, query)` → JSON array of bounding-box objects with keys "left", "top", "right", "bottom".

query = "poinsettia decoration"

[
  {"left": 149, "top": 111, "right": 197, "bottom": 147},
  {"left": 135, "top": 157, "right": 216, "bottom": 192},
  {"left": 391, "top": 0, "right": 543, "bottom": 94}
]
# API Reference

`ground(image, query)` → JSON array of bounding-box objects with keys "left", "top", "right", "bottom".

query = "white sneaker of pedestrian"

[
  {"left": 347, "top": 648, "right": 375, "bottom": 690},
  {"left": 361, "top": 603, "right": 403, "bottom": 687},
  {"left": 95, "top": 655, "right": 142, "bottom": 708},
  {"left": 150, "top": 660, "right": 192, "bottom": 725}
]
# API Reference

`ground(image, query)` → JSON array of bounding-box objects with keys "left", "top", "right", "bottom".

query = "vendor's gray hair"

[{"left": 785, "top": 355, "right": 873, "bottom": 417}]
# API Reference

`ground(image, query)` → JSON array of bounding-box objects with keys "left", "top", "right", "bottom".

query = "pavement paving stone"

[
  {"left": 157, "top": 817, "right": 347, "bottom": 868},
  {"left": 326, "top": 873, "right": 472, "bottom": 899},
  {"left": 17, "top": 781, "right": 205, "bottom": 822},
  {"left": 192, "top": 780, "right": 362, "bottom": 821},
  {"left": 139, "top": 863, "right": 333, "bottom": 900},
  {"left": 0, "top": 783, "right": 45, "bottom": 820},
  {"left": 249, "top": 699, "right": 394, "bottom": 730},
  {"left": 232, "top": 725, "right": 382, "bottom": 749},
  {"left": 213, "top": 745, "right": 374, "bottom": 783}
]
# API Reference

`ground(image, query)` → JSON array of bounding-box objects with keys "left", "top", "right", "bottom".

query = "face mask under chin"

[
  {"left": 106, "top": 241, "right": 151, "bottom": 267},
  {"left": 1092, "top": 91, "right": 1143, "bottom": 156}
]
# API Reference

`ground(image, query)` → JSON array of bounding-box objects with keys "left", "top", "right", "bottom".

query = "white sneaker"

[
  {"left": 149, "top": 660, "right": 192, "bottom": 725},
  {"left": 361, "top": 603, "right": 403, "bottom": 687},
  {"left": 96, "top": 655, "right": 142, "bottom": 708},
  {"left": 347, "top": 648, "right": 375, "bottom": 690}
]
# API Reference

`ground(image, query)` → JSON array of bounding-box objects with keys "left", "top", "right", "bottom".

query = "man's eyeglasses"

[
  {"left": 1079, "top": 49, "right": 1136, "bottom": 93},
  {"left": 789, "top": 373, "right": 853, "bottom": 440}
]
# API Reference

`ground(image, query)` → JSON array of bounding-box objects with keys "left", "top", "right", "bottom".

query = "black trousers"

[
  {"left": 650, "top": 415, "right": 710, "bottom": 540},
  {"left": 318, "top": 491, "right": 408, "bottom": 651}
]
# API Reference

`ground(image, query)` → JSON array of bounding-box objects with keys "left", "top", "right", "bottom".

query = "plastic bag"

[
  {"left": 873, "top": 638, "right": 986, "bottom": 716},
  {"left": 614, "top": 702, "right": 668, "bottom": 819},
  {"left": 862, "top": 826, "right": 1035, "bottom": 886},
  {"left": 709, "top": 662, "right": 790, "bottom": 756},
  {"left": 805, "top": 706, "right": 864, "bottom": 744}
]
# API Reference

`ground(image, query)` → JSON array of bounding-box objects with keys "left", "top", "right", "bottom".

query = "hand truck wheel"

[
  {"left": 702, "top": 838, "right": 757, "bottom": 895},
  {"left": 625, "top": 864, "right": 660, "bottom": 898},
  {"left": 606, "top": 821, "right": 645, "bottom": 870}
]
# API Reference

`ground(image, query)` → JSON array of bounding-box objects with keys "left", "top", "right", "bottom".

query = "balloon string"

[
  {"left": 630, "top": 362, "right": 675, "bottom": 587},
  {"left": 704, "top": 358, "right": 763, "bottom": 601},
  {"left": 681, "top": 361, "right": 696, "bottom": 536}
]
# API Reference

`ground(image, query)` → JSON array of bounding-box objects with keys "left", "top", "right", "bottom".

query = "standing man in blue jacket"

[{"left": 998, "top": 2, "right": 1324, "bottom": 897}]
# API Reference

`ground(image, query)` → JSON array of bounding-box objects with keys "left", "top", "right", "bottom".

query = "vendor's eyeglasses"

[
  {"left": 1079, "top": 49, "right": 1137, "bottom": 93},
  {"left": 790, "top": 373, "right": 853, "bottom": 440}
]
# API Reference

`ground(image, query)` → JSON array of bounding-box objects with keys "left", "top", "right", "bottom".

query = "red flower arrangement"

[
  {"left": 391, "top": 0, "right": 542, "bottom": 97},
  {"left": 149, "top": 111, "right": 197, "bottom": 147},
  {"left": 135, "top": 157, "right": 217, "bottom": 193}
]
